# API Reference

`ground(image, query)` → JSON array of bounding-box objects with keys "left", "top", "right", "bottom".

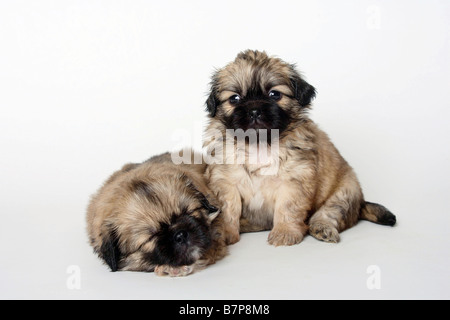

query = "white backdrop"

[{"left": 1, "top": 0, "right": 449, "bottom": 299}]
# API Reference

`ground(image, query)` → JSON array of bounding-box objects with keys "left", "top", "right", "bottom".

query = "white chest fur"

[{"left": 236, "top": 166, "right": 283, "bottom": 229}]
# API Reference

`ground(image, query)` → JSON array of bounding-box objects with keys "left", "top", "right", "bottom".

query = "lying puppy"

[
  {"left": 204, "top": 50, "right": 396, "bottom": 246},
  {"left": 86, "top": 152, "right": 228, "bottom": 276}
]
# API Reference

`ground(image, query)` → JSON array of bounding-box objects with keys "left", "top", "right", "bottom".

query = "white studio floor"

[
  {"left": 1, "top": 203, "right": 448, "bottom": 300},
  {"left": 1, "top": 0, "right": 449, "bottom": 300}
]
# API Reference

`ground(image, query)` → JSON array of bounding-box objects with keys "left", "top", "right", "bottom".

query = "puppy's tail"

[{"left": 360, "top": 201, "right": 396, "bottom": 226}]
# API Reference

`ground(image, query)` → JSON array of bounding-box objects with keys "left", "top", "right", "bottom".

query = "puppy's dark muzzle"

[
  {"left": 249, "top": 108, "right": 262, "bottom": 121},
  {"left": 147, "top": 214, "right": 212, "bottom": 267},
  {"left": 174, "top": 230, "right": 188, "bottom": 244}
]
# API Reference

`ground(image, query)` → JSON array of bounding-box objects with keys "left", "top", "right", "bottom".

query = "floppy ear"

[
  {"left": 98, "top": 228, "right": 122, "bottom": 272},
  {"left": 206, "top": 90, "right": 220, "bottom": 117},
  {"left": 205, "top": 74, "right": 220, "bottom": 117},
  {"left": 181, "top": 173, "right": 221, "bottom": 221},
  {"left": 289, "top": 67, "right": 317, "bottom": 107},
  {"left": 199, "top": 195, "right": 220, "bottom": 222}
]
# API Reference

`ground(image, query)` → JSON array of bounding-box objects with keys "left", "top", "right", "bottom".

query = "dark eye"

[
  {"left": 229, "top": 94, "right": 241, "bottom": 105},
  {"left": 268, "top": 90, "right": 282, "bottom": 101}
]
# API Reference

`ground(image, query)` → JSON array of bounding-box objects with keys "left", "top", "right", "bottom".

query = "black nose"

[
  {"left": 249, "top": 109, "right": 261, "bottom": 120},
  {"left": 174, "top": 230, "right": 188, "bottom": 244}
]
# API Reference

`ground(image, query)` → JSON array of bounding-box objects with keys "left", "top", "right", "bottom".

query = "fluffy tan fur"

[
  {"left": 204, "top": 50, "right": 395, "bottom": 246},
  {"left": 87, "top": 152, "right": 228, "bottom": 276}
]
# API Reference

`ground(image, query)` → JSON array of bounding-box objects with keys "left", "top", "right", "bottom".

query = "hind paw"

[
  {"left": 309, "top": 223, "right": 340, "bottom": 243},
  {"left": 154, "top": 265, "right": 194, "bottom": 277}
]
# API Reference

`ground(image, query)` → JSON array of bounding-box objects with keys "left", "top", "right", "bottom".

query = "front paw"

[
  {"left": 268, "top": 224, "right": 304, "bottom": 247},
  {"left": 154, "top": 265, "right": 194, "bottom": 277}
]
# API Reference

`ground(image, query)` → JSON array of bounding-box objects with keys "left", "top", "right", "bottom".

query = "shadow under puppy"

[
  {"left": 204, "top": 50, "right": 396, "bottom": 246},
  {"left": 87, "top": 152, "right": 228, "bottom": 276}
]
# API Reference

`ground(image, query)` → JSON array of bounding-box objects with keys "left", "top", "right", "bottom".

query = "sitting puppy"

[
  {"left": 204, "top": 50, "right": 396, "bottom": 246},
  {"left": 86, "top": 152, "right": 228, "bottom": 276}
]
